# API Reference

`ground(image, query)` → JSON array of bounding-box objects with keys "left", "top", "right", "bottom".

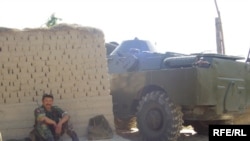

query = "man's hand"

[
  {"left": 52, "top": 121, "right": 57, "bottom": 128},
  {"left": 40, "top": 116, "right": 57, "bottom": 127},
  {"left": 55, "top": 123, "right": 62, "bottom": 135},
  {"left": 54, "top": 114, "right": 70, "bottom": 135}
]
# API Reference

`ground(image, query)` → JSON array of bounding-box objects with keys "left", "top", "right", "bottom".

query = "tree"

[{"left": 46, "top": 13, "right": 62, "bottom": 27}]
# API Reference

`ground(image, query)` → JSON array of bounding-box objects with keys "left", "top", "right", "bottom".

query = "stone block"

[{"left": 4, "top": 97, "right": 19, "bottom": 104}]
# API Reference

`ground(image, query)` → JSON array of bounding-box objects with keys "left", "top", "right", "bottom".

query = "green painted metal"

[{"left": 109, "top": 38, "right": 250, "bottom": 122}]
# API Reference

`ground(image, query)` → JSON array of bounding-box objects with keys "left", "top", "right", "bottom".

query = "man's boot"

[{"left": 67, "top": 131, "right": 79, "bottom": 141}]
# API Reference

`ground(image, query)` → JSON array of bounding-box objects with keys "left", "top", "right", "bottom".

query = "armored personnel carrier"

[{"left": 108, "top": 38, "right": 250, "bottom": 141}]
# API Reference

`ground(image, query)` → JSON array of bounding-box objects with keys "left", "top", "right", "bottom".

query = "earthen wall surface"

[{"left": 0, "top": 24, "right": 113, "bottom": 140}]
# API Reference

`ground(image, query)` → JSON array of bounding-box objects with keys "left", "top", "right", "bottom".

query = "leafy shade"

[{"left": 46, "top": 13, "right": 62, "bottom": 27}]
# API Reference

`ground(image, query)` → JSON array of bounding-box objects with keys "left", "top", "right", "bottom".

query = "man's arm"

[
  {"left": 55, "top": 113, "right": 70, "bottom": 135},
  {"left": 54, "top": 107, "right": 70, "bottom": 135},
  {"left": 35, "top": 107, "right": 57, "bottom": 127},
  {"left": 39, "top": 116, "right": 57, "bottom": 127},
  {"left": 58, "top": 113, "right": 70, "bottom": 126}
]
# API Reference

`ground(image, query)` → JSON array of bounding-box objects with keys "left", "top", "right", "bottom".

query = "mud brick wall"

[{"left": 0, "top": 24, "right": 114, "bottom": 140}]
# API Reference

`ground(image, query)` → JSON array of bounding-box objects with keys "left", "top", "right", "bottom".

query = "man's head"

[{"left": 42, "top": 93, "right": 54, "bottom": 111}]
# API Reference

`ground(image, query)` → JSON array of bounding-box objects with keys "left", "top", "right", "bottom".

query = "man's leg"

[
  {"left": 35, "top": 123, "right": 55, "bottom": 141},
  {"left": 62, "top": 121, "right": 79, "bottom": 141}
]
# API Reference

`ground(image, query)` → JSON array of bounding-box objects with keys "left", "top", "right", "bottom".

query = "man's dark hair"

[{"left": 42, "top": 93, "right": 54, "bottom": 100}]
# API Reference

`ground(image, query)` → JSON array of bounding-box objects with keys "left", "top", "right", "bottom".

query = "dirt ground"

[
  {"left": 116, "top": 132, "right": 208, "bottom": 141},
  {"left": 116, "top": 126, "right": 209, "bottom": 141}
]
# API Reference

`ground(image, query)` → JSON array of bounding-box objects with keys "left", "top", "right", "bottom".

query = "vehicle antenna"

[{"left": 214, "top": 0, "right": 225, "bottom": 55}]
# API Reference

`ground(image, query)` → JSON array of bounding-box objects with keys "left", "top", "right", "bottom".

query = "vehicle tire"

[
  {"left": 136, "top": 91, "right": 183, "bottom": 141},
  {"left": 114, "top": 116, "right": 137, "bottom": 131}
]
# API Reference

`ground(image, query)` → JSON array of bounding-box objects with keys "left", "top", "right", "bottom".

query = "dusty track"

[{"left": 116, "top": 127, "right": 209, "bottom": 141}]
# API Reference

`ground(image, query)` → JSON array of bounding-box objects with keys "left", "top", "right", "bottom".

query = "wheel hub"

[{"left": 146, "top": 108, "right": 163, "bottom": 130}]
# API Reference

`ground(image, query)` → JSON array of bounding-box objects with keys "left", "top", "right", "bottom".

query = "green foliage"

[{"left": 46, "top": 13, "right": 62, "bottom": 27}]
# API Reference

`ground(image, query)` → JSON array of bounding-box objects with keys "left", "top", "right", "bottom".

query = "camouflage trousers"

[{"left": 30, "top": 121, "right": 79, "bottom": 141}]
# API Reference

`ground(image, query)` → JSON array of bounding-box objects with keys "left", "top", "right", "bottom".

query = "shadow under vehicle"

[{"left": 108, "top": 38, "right": 250, "bottom": 141}]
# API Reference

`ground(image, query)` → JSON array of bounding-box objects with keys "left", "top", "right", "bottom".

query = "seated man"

[{"left": 31, "top": 93, "right": 79, "bottom": 141}]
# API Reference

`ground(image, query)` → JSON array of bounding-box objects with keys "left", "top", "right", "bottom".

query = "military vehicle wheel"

[
  {"left": 114, "top": 116, "right": 137, "bottom": 131},
  {"left": 136, "top": 91, "right": 183, "bottom": 141}
]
